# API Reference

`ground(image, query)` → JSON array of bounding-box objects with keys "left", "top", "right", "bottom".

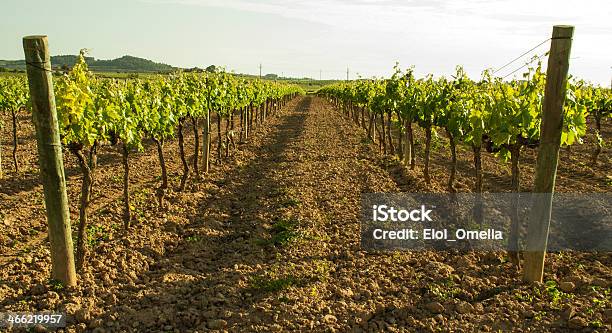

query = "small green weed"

[
  {"left": 250, "top": 275, "right": 297, "bottom": 292},
  {"left": 428, "top": 279, "right": 462, "bottom": 300},
  {"left": 543, "top": 280, "right": 573, "bottom": 308},
  {"left": 255, "top": 219, "right": 302, "bottom": 247},
  {"left": 86, "top": 224, "right": 109, "bottom": 246}
]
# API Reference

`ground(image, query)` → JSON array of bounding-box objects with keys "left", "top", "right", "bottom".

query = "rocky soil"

[{"left": 0, "top": 96, "right": 610, "bottom": 332}]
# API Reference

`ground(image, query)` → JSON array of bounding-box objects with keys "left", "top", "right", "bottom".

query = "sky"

[{"left": 1, "top": 0, "right": 611, "bottom": 85}]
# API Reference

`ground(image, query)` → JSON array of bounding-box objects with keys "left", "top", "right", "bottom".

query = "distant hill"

[{"left": 0, "top": 55, "right": 176, "bottom": 73}]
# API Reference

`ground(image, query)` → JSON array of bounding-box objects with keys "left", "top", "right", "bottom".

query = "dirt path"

[{"left": 0, "top": 96, "right": 609, "bottom": 333}]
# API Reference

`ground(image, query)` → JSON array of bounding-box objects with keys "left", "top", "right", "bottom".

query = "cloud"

[
  {"left": 145, "top": 0, "right": 611, "bottom": 30},
  {"left": 141, "top": 0, "right": 612, "bottom": 84},
  {"left": 144, "top": 0, "right": 452, "bottom": 31}
]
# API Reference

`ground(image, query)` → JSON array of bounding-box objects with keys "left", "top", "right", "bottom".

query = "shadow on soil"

[{"left": 104, "top": 97, "right": 312, "bottom": 329}]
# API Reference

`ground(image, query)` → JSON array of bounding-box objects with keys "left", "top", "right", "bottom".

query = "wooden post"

[
  {"left": 523, "top": 25, "right": 574, "bottom": 283},
  {"left": 23, "top": 36, "right": 77, "bottom": 286}
]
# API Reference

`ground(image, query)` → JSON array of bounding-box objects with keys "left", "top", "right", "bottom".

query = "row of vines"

[
  {"left": 318, "top": 63, "right": 611, "bottom": 267},
  {"left": 0, "top": 51, "right": 304, "bottom": 270}
]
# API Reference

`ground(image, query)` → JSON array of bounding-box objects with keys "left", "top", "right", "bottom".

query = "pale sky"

[{"left": 2, "top": 0, "right": 611, "bottom": 85}]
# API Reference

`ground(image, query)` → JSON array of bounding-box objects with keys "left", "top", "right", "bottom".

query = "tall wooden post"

[
  {"left": 523, "top": 25, "right": 574, "bottom": 283},
  {"left": 23, "top": 35, "right": 77, "bottom": 286}
]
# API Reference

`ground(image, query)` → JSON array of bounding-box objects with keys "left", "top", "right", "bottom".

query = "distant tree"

[
  {"left": 186, "top": 67, "right": 204, "bottom": 73},
  {"left": 205, "top": 65, "right": 218, "bottom": 73},
  {"left": 264, "top": 73, "right": 278, "bottom": 79}
]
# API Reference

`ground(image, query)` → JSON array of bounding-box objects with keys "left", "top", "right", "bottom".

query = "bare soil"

[{"left": 0, "top": 96, "right": 610, "bottom": 332}]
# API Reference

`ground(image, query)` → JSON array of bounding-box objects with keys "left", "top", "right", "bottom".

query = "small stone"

[
  {"left": 425, "top": 302, "right": 445, "bottom": 314},
  {"left": 163, "top": 325, "right": 173, "bottom": 331},
  {"left": 455, "top": 302, "right": 474, "bottom": 314},
  {"left": 568, "top": 317, "right": 587, "bottom": 329},
  {"left": 324, "top": 314, "right": 338, "bottom": 324},
  {"left": 207, "top": 319, "right": 227, "bottom": 329},
  {"left": 559, "top": 281, "right": 575, "bottom": 292}
]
